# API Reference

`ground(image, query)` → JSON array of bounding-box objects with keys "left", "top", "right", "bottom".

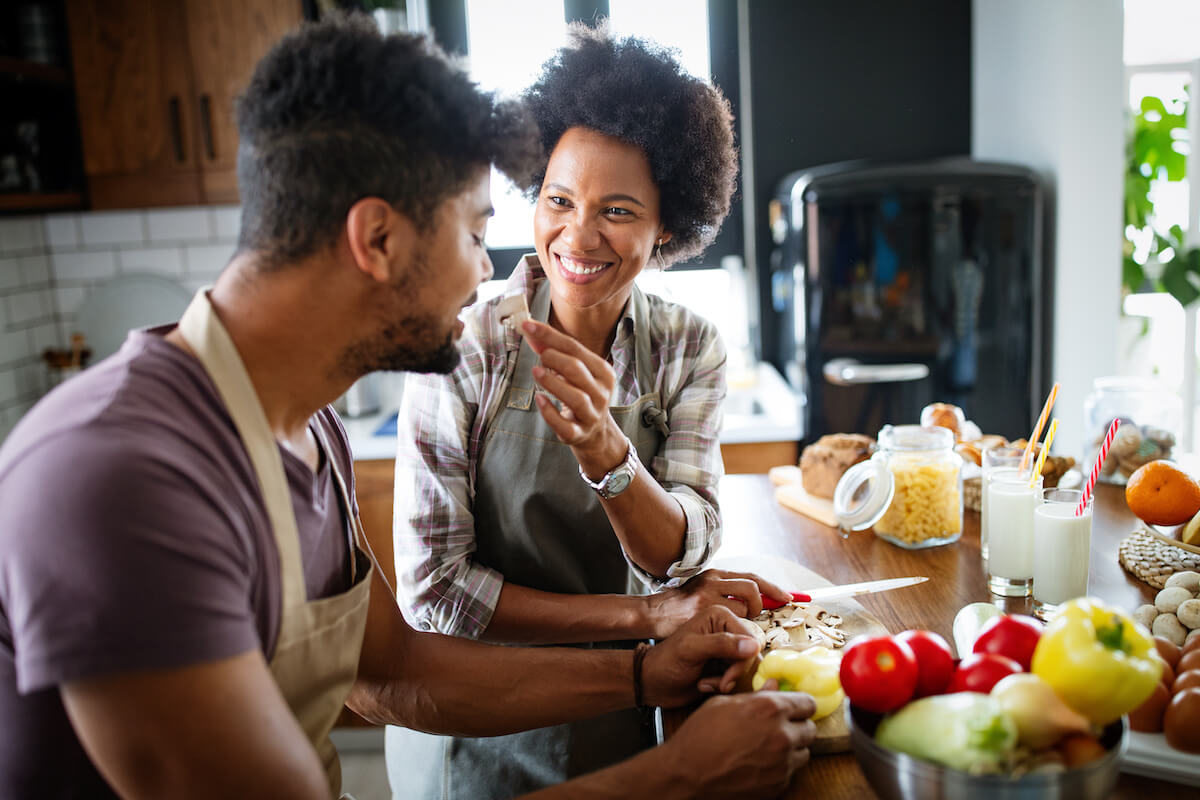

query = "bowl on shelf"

[{"left": 846, "top": 702, "right": 1127, "bottom": 800}]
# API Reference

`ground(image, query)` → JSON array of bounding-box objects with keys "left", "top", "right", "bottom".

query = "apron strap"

[
  {"left": 627, "top": 285, "right": 670, "bottom": 437},
  {"left": 177, "top": 290, "right": 307, "bottom": 610}
]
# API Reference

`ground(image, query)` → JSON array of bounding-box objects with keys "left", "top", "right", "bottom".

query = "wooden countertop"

[{"left": 707, "top": 475, "right": 1188, "bottom": 799}]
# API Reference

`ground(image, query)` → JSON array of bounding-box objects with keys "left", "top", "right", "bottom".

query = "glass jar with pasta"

[{"left": 832, "top": 425, "right": 963, "bottom": 549}]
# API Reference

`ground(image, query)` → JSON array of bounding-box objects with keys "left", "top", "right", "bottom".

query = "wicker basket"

[
  {"left": 964, "top": 476, "right": 982, "bottom": 512},
  {"left": 1118, "top": 526, "right": 1200, "bottom": 588}
]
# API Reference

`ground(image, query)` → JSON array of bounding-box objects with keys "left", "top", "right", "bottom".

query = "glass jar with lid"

[
  {"left": 1083, "top": 376, "right": 1182, "bottom": 485},
  {"left": 833, "top": 425, "right": 963, "bottom": 549}
]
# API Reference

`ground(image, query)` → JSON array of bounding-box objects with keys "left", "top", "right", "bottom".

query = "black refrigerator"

[{"left": 768, "top": 157, "right": 1045, "bottom": 441}]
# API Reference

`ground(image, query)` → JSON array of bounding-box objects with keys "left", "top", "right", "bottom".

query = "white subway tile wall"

[
  {"left": 0, "top": 206, "right": 241, "bottom": 442},
  {"left": 0, "top": 216, "right": 53, "bottom": 440}
]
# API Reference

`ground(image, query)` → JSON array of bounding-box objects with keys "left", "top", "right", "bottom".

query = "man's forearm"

[
  {"left": 481, "top": 582, "right": 652, "bottom": 644},
  {"left": 349, "top": 630, "right": 633, "bottom": 735},
  {"left": 347, "top": 571, "right": 638, "bottom": 735}
]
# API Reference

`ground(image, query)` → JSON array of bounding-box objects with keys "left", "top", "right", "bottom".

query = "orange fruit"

[{"left": 1126, "top": 460, "right": 1200, "bottom": 526}]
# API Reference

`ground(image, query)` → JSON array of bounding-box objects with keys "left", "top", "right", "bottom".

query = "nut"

[
  {"left": 1153, "top": 612, "right": 1188, "bottom": 647},
  {"left": 1164, "top": 571, "right": 1200, "bottom": 593},
  {"left": 1156, "top": 586, "right": 1194, "bottom": 614}
]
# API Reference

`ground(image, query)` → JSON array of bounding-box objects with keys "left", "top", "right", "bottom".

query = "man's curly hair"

[
  {"left": 522, "top": 23, "right": 737, "bottom": 265},
  {"left": 235, "top": 14, "right": 541, "bottom": 268}
]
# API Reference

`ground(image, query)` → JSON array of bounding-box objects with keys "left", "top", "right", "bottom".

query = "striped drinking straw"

[{"left": 1078, "top": 419, "right": 1120, "bottom": 516}]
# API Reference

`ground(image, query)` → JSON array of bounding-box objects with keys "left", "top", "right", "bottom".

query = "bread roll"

[
  {"left": 800, "top": 433, "right": 875, "bottom": 499},
  {"left": 921, "top": 402, "right": 965, "bottom": 438}
]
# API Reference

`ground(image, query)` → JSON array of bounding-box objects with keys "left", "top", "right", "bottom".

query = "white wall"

[
  {"left": 43, "top": 206, "right": 239, "bottom": 343},
  {"left": 973, "top": 0, "right": 1125, "bottom": 460},
  {"left": 0, "top": 218, "right": 57, "bottom": 439},
  {"left": 0, "top": 206, "right": 240, "bottom": 442}
]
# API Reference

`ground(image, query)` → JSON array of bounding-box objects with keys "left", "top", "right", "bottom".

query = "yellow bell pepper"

[
  {"left": 1030, "top": 597, "right": 1164, "bottom": 726},
  {"left": 751, "top": 646, "right": 844, "bottom": 720}
]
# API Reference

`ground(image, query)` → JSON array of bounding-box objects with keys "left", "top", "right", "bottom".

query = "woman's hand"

[
  {"left": 644, "top": 569, "right": 792, "bottom": 640},
  {"left": 521, "top": 320, "right": 627, "bottom": 478}
]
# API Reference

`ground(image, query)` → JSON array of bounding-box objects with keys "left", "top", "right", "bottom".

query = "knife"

[{"left": 759, "top": 576, "right": 927, "bottom": 609}]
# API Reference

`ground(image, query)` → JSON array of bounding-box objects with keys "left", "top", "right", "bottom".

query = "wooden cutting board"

[
  {"left": 708, "top": 552, "right": 893, "bottom": 754},
  {"left": 767, "top": 466, "right": 839, "bottom": 528}
]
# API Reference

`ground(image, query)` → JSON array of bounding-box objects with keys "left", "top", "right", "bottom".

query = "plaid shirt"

[{"left": 393, "top": 256, "right": 726, "bottom": 638}]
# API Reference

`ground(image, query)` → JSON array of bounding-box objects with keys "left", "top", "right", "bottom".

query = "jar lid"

[
  {"left": 1091, "top": 375, "right": 1169, "bottom": 394},
  {"left": 878, "top": 423, "right": 954, "bottom": 452},
  {"left": 833, "top": 453, "right": 895, "bottom": 531}
]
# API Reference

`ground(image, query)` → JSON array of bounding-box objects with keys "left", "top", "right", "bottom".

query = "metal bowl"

[{"left": 846, "top": 703, "right": 1127, "bottom": 800}]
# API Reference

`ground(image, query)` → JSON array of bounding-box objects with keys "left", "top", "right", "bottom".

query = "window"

[
  {"left": 1122, "top": 0, "right": 1200, "bottom": 449},
  {"left": 464, "top": 0, "right": 565, "bottom": 253}
]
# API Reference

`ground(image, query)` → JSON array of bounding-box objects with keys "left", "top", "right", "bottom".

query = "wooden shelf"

[
  {"left": 0, "top": 191, "right": 83, "bottom": 212},
  {"left": 0, "top": 56, "right": 71, "bottom": 86}
]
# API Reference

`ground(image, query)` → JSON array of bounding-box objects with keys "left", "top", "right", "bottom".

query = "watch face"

[{"left": 605, "top": 471, "right": 633, "bottom": 495}]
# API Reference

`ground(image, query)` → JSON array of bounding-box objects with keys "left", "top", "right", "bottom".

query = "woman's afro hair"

[{"left": 522, "top": 23, "right": 738, "bottom": 265}]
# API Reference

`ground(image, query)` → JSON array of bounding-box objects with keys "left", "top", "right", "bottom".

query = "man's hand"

[
  {"left": 658, "top": 691, "right": 818, "bottom": 799},
  {"left": 644, "top": 569, "right": 791, "bottom": 639},
  {"left": 640, "top": 605, "right": 761, "bottom": 709}
]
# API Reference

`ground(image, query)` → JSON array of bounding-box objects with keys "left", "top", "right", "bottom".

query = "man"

[{"left": 0, "top": 16, "right": 816, "bottom": 799}]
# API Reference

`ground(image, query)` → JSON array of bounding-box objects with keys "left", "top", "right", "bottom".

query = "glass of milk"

[
  {"left": 981, "top": 445, "right": 1026, "bottom": 562},
  {"left": 986, "top": 468, "right": 1042, "bottom": 597},
  {"left": 1032, "top": 488, "right": 1093, "bottom": 620}
]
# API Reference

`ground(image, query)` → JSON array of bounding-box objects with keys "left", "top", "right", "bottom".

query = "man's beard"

[
  {"left": 342, "top": 247, "right": 467, "bottom": 377},
  {"left": 344, "top": 312, "right": 461, "bottom": 376}
]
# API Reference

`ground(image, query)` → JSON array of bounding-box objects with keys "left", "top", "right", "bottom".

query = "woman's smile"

[{"left": 555, "top": 252, "right": 616, "bottom": 283}]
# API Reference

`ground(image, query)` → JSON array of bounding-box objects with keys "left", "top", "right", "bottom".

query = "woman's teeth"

[{"left": 559, "top": 255, "right": 610, "bottom": 275}]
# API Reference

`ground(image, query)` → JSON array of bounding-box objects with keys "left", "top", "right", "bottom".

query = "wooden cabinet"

[
  {"left": 721, "top": 441, "right": 798, "bottom": 474},
  {"left": 353, "top": 459, "right": 398, "bottom": 592},
  {"left": 64, "top": 0, "right": 302, "bottom": 209}
]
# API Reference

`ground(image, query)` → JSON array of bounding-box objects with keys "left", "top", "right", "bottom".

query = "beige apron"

[{"left": 178, "top": 290, "right": 373, "bottom": 799}]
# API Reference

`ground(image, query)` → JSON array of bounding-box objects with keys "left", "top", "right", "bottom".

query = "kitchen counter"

[
  {"left": 340, "top": 361, "right": 803, "bottom": 462},
  {"left": 671, "top": 476, "right": 1178, "bottom": 799}
]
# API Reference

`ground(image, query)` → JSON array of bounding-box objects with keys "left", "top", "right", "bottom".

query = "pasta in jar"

[{"left": 872, "top": 425, "right": 963, "bottom": 549}]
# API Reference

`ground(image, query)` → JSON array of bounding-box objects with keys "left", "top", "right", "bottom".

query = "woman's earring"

[{"left": 654, "top": 238, "right": 666, "bottom": 270}]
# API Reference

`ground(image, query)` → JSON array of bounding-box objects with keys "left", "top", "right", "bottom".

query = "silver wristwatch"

[{"left": 579, "top": 438, "right": 638, "bottom": 499}]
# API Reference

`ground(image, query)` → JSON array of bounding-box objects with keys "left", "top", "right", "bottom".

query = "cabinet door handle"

[
  {"left": 168, "top": 96, "right": 186, "bottom": 162},
  {"left": 199, "top": 94, "right": 215, "bottom": 160},
  {"left": 823, "top": 358, "right": 929, "bottom": 386}
]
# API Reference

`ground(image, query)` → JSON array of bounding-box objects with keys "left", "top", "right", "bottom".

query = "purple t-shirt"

[{"left": 0, "top": 328, "right": 356, "bottom": 798}]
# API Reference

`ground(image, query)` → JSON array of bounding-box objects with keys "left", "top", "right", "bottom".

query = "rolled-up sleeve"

[
  {"left": 393, "top": 363, "right": 502, "bottom": 640},
  {"left": 637, "top": 319, "right": 726, "bottom": 589}
]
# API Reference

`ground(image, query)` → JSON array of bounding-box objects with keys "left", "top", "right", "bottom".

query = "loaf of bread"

[{"left": 800, "top": 433, "right": 875, "bottom": 499}]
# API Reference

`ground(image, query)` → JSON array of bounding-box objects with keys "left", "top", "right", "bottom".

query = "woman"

[{"left": 387, "top": 24, "right": 784, "bottom": 798}]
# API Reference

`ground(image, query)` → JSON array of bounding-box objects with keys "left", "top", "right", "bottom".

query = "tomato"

[
  {"left": 973, "top": 614, "right": 1042, "bottom": 671},
  {"left": 839, "top": 634, "right": 918, "bottom": 712},
  {"left": 895, "top": 629, "right": 955, "bottom": 697},
  {"left": 947, "top": 652, "right": 1022, "bottom": 694}
]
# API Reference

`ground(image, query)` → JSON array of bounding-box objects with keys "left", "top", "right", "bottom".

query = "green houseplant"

[{"left": 1124, "top": 92, "right": 1200, "bottom": 306}]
